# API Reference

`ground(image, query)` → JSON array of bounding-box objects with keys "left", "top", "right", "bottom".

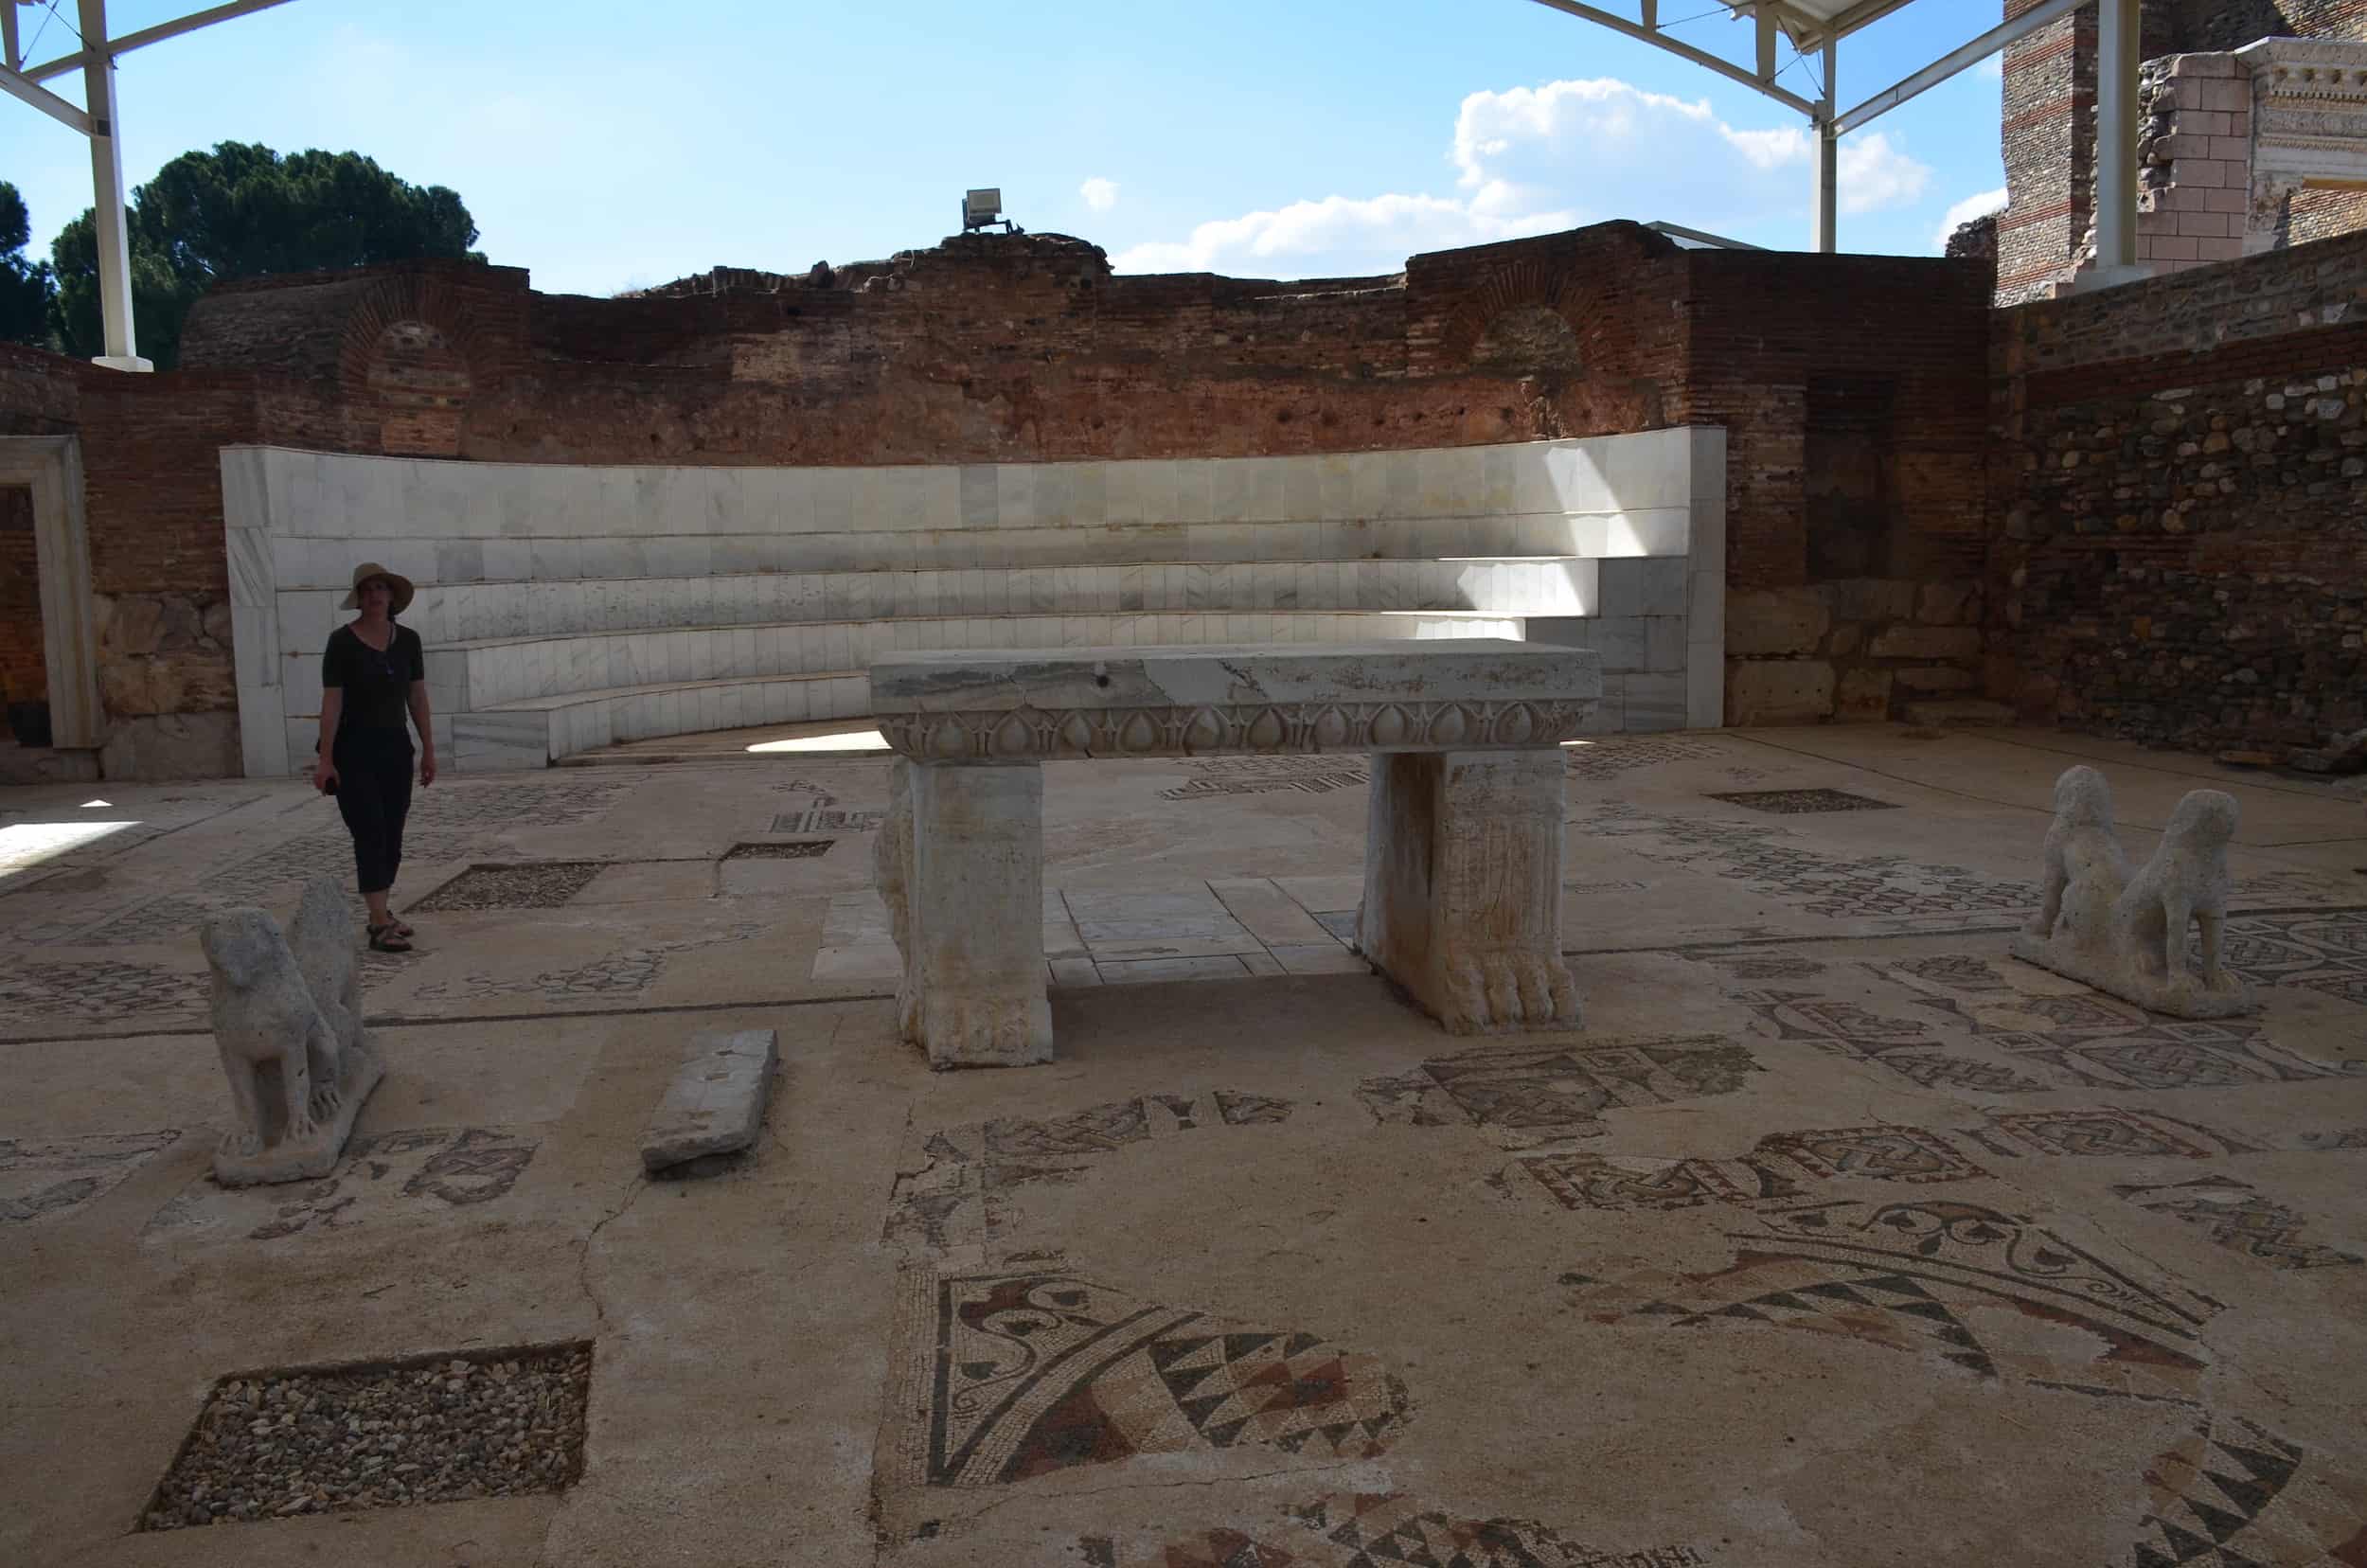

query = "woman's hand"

[
  {"left": 418, "top": 748, "right": 437, "bottom": 788},
  {"left": 312, "top": 756, "right": 340, "bottom": 793}
]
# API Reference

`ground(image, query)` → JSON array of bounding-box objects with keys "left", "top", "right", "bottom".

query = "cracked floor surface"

[{"left": 1, "top": 723, "right": 2364, "bottom": 1566}]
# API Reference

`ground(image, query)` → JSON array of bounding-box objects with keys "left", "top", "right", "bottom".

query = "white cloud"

[
  {"left": 1113, "top": 193, "right": 1571, "bottom": 276},
  {"left": 1112, "top": 75, "right": 1934, "bottom": 277},
  {"left": 1978, "top": 53, "right": 2004, "bottom": 81},
  {"left": 1931, "top": 187, "right": 2007, "bottom": 252},
  {"left": 1080, "top": 177, "right": 1119, "bottom": 212}
]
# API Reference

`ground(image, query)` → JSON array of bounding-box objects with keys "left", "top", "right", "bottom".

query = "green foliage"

[
  {"left": 48, "top": 143, "right": 481, "bottom": 369},
  {"left": 0, "top": 182, "right": 58, "bottom": 352}
]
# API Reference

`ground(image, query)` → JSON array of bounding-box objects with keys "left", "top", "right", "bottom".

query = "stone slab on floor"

[{"left": 639, "top": 1027, "right": 778, "bottom": 1173}]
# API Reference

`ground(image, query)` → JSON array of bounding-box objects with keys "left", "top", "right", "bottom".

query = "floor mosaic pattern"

[
  {"left": 1359, "top": 1036, "right": 1762, "bottom": 1143},
  {"left": 1563, "top": 1195, "right": 2219, "bottom": 1402},
  {"left": 4, "top": 726, "right": 2365, "bottom": 1565},
  {"left": 891, "top": 1269, "right": 1408, "bottom": 1490},
  {"left": 887, "top": 1089, "right": 1295, "bottom": 1264},
  {"left": 1130, "top": 1493, "right": 1707, "bottom": 1568},
  {"left": 1, "top": 1131, "right": 179, "bottom": 1224},
  {"left": 1158, "top": 756, "right": 1371, "bottom": 799},
  {"left": 1586, "top": 806, "right": 2033, "bottom": 924},
  {"left": 145, "top": 1127, "right": 543, "bottom": 1241}
]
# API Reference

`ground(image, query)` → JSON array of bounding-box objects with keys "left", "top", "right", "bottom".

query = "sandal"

[
  {"left": 390, "top": 918, "right": 417, "bottom": 938},
  {"left": 366, "top": 923, "right": 413, "bottom": 953}
]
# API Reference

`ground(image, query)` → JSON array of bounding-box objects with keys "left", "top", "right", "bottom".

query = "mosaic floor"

[{"left": 1, "top": 723, "right": 2363, "bottom": 1568}]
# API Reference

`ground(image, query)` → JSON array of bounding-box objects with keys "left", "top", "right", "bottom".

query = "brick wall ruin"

[
  {"left": 9, "top": 203, "right": 2364, "bottom": 775},
  {"left": 1680, "top": 256, "right": 1991, "bottom": 723},
  {"left": 0, "top": 486, "right": 38, "bottom": 739},
  {"left": 0, "top": 225, "right": 2007, "bottom": 776},
  {"left": 1997, "top": 0, "right": 2367, "bottom": 304},
  {"left": 1990, "top": 226, "right": 2367, "bottom": 755}
]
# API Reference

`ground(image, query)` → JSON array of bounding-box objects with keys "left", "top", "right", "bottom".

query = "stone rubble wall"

[{"left": 1991, "top": 225, "right": 2367, "bottom": 756}]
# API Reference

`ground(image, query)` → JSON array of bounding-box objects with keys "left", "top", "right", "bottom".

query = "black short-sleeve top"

[{"left": 322, "top": 623, "right": 425, "bottom": 739}]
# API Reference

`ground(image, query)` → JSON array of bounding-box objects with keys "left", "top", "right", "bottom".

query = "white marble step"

[
  {"left": 271, "top": 557, "right": 1604, "bottom": 650},
  {"left": 276, "top": 609, "right": 1525, "bottom": 720},
  {"left": 453, "top": 672, "right": 869, "bottom": 770},
  {"left": 439, "top": 610, "right": 1525, "bottom": 769}
]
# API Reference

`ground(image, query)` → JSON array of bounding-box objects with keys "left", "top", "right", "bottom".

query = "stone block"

[
  {"left": 1894, "top": 666, "right": 1977, "bottom": 694},
  {"left": 151, "top": 650, "right": 240, "bottom": 713},
  {"left": 103, "top": 596, "right": 166, "bottom": 656},
  {"left": 1727, "top": 589, "right": 1828, "bottom": 657},
  {"left": 640, "top": 1028, "right": 779, "bottom": 1174},
  {"left": 99, "top": 713, "right": 242, "bottom": 781},
  {"left": 1596, "top": 557, "right": 1687, "bottom": 617},
  {"left": 1813, "top": 578, "right": 1917, "bottom": 624},
  {"left": 1902, "top": 699, "right": 2015, "bottom": 727},
  {"left": 1916, "top": 582, "right": 1979, "bottom": 624},
  {"left": 155, "top": 597, "right": 205, "bottom": 652},
  {"left": 1867, "top": 625, "right": 1982, "bottom": 661},
  {"left": 1725, "top": 660, "right": 1834, "bottom": 724},
  {"left": 98, "top": 657, "right": 157, "bottom": 718},
  {"left": 1835, "top": 668, "right": 1893, "bottom": 721}
]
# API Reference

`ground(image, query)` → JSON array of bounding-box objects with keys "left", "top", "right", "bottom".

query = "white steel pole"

[
  {"left": 2095, "top": 0, "right": 2140, "bottom": 272},
  {"left": 78, "top": 0, "right": 151, "bottom": 370},
  {"left": 1813, "top": 40, "right": 1839, "bottom": 253}
]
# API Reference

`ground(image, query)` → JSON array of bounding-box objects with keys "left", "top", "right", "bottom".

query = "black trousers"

[{"left": 333, "top": 731, "right": 414, "bottom": 896}]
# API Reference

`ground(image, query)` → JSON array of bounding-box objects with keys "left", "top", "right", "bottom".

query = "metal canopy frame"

[
  {"left": 1522, "top": 0, "right": 2121, "bottom": 256},
  {"left": 3, "top": 0, "right": 297, "bottom": 369}
]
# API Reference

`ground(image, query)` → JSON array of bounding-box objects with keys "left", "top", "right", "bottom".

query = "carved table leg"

[
  {"left": 896, "top": 761, "right": 1053, "bottom": 1068},
  {"left": 1359, "top": 749, "right": 1579, "bottom": 1034}
]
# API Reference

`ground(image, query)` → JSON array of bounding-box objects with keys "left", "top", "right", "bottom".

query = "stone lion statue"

[
  {"left": 200, "top": 907, "right": 333, "bottom": 1161},
  {"left": 2009, "top": 766, "right": 2253, "bottom": 1018},
  {"left": 199, "top": 878, "right": 383, "bottom": 1185}
]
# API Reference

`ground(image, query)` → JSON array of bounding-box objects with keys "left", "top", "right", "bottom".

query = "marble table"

[{"left": 869, "top": 640, "right": 1602, "bottom": 1068}]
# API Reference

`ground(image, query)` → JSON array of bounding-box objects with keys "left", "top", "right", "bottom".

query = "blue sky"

[{"left": 4, "top": 0, "right": 2009, "bottom": 296}]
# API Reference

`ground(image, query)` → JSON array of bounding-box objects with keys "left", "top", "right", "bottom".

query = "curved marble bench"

[
  {"left": 442, "top": 610, "right": 1520, "bottom": 768},
  {"left": 224, "top": 433, "right": 1720, "bottom": 777},
  {"left": 871, "top": 638, "right": 1600, "bottom": 1068}
]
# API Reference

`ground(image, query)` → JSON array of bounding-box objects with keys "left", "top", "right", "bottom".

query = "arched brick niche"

[
  {"left": 363, "top": 320, "right": 472, "bottom": 456},
  {"left": 332, "top": 275, "right": 501, "bottom": 456},
  {"left": 1435, "top": 260, "right": 1592, "bottom": 371},
  {"left": 1468, "top": 304, "right": 1586, "bottom": 373}
]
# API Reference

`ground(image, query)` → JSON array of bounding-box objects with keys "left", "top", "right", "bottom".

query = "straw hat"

[{"left": 339, "top": 561, "right": 416, "bottom": 615}]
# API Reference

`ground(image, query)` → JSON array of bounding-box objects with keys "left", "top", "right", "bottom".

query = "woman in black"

[{"left": 311, "top": 562, "right": 437, "bottom": 952}]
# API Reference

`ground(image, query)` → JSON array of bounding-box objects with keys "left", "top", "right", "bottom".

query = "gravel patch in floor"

[
  {"left": 142, "top": 1344, "right": 592, "bottom": 1529},
  {"left": 722, "top": 840, "right": 835, "bottom": 860},
  {"left": 1704, "top": 788, "right": 1900, "bottom": 814},
  {"left": 410, "top": 862, "right": 608, "bottom": 912}
]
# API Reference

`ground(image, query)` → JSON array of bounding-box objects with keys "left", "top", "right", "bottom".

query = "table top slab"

[
  {"left": 868, "top": 639, "right": 1601, "bottom": 714},
  {"left": 869, "top": 640, "right": 1602, "bottom": 761}
]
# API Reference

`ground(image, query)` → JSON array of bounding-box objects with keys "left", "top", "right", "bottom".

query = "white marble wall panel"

[
  {"left": 226, "top": 431, "right": 1721, "bottom": 772},
  {"left": 1685, "top": 428, "right": 1728, "bottom": 730}
]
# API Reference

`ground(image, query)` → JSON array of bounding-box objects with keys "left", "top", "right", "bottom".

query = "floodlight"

[{"left": 962, "top": 188, "right": 1003, "bottom": 230}]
